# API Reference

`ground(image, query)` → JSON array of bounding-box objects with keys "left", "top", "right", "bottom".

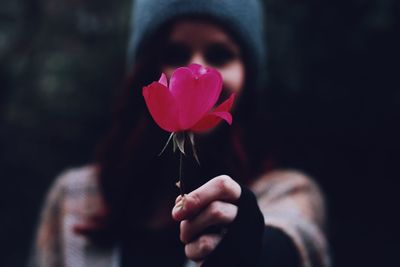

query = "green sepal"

[
  {"left": 188, "top": 132, "right": 200, "bottom": 165},
  {"left": 173, "top": 132, "right": 186, "bottom": 155}
]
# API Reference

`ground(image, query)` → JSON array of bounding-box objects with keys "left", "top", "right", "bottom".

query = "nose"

[{"left": 189, "top": 52, "right": 208, "bottom": 68}]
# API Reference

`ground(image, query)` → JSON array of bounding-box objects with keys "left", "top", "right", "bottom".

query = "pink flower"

[{"left": 143, "top": 64, "right": 235, "bottom": 133}]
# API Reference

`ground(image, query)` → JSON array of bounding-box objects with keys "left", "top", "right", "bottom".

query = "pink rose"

[{"left": 143, "top": 64, "right": 235, "bottom": 133}]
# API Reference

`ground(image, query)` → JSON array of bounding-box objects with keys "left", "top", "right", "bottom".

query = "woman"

[{"left": 29, "top": 0, "right": 330, "bottom": 266}]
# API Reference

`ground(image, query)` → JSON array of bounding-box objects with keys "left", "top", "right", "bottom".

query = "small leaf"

[
  {"left": 174, "top": 132, "right": 186, "bottom": 155},
  {"left": 158, "top": 132, "right": 175, "bottom": 156},
  {"left": 189, "top": 132, "right": 200, "bottom": 165}
]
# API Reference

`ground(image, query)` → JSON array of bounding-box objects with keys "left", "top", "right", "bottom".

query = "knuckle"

[
  {"left": 216, "top": 175, "right": 231, "bottom": 191},
  {"left": 184, "top": 244, "right": 193, "bottom": 259},
  {"left": 185, "top": 244, "right": 199, "bottom": 261},
  {"left": 188, "top": 192, "right": 202, "bottom": 209},
  {"left": 185, "top": 235, "right": 220, "bottom": 261},
  {"left": 215, "top": 175, "right": 234, "bottom": 197},
  {"left": 198, "top": 235, "right": 214, "bottom": 255},
  {"left": 209, "top": 202, "right": 224, "bottom": 220}
]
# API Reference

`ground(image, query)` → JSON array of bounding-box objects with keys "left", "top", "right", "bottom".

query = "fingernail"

[
  {"left": 174, "top": 195, "right": 186, "bottom": 211},
  {"left": 175, "top": 195, "right": 183, "bottom": 204}
]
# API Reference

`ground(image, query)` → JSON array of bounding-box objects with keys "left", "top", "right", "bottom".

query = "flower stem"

[{"left": 179, "top": 151, "right": 185, "bottom": 197}]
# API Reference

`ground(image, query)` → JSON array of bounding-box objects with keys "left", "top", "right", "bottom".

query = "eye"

[
  {"left": 161, "top": 43, "right": 191, "bottom": 67},
  {"left": 205, "top": 44, "right": 238, "bottom": 67}
]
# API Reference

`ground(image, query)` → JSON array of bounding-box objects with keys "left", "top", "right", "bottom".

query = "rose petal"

[
  {"left": 169, "top": 66, "right": 223, "bottom": 129},
  {"left": 188, "top": 63, "right": 207, "bottom": 76},
  {"left": 190, "top": 93, "right": 236, "bottom": 132},
  {"left": 190, "top": 112, "right": 232, "bottom": 132},
  {"left": 214, "top": 93, "right": 236, "bottom": 112},
  {"left": 158, "top": 73, "right": 168, "bottom": 87},
  {"left": 143, "top": 82, "right": 180, "bottom": 132}
]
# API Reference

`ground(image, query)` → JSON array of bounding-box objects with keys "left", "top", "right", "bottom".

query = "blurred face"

[{"left": 161, "top": 20, "right": 245, "bottom": 95}]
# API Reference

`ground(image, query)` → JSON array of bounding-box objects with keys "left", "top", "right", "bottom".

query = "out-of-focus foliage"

[
  {"left": 1, "top": 0, "right": 130, "bottom": 170},
  {"left": 0, "top": 0, "right": 399, "bottom": 266},
  {"left": 0, "top": 0, "right": 131, "bottom": 266}
]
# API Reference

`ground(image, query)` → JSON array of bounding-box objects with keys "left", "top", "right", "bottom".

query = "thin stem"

[{"left": 179, "top": 151, "right": 185, "bottom": 196}]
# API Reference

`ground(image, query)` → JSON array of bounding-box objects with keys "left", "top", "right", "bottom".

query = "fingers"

[
  {"left": 172, "top": 175, "right": 241, "bottom": 221},
  {"left": 185, "top": 234, "right": 222, "bottom": 262},
  {"left": 172, "top": 176, "right": 241, "bottom": 263},
  {"left": 179, "top": 201, "right": 237, "bottom": 243}
]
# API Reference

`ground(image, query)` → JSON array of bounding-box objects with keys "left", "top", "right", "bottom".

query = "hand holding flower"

[{"left": 172, "top": 175, "right": 242, "bottom": 263}]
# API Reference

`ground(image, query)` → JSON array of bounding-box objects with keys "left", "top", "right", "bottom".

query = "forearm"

[
  {"left": 201, "top": 186, "right": 302, "bottom": 267},
  {"left": 254, "top": 170, "right": 331, "bottom": 267}
]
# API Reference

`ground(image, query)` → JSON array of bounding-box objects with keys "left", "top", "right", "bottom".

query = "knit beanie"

[{"left": 127, "top": 0, "right": 266, "bottom": 88}]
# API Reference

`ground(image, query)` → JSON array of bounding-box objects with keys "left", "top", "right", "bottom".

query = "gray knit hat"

[{"left": 127, "top": 0, "right": 266, "bottom": 87}]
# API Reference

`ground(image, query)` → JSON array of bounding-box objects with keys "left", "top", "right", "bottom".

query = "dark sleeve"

[
  {"left": 259, "top": 226, "right": 301, "bottom": 267},
  {"left": 201, "top": 186, "right": 301, "bottom": 267}
]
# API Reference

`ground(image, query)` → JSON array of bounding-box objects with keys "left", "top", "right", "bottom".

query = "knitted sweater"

[{"left": 28, "top": 165, "right": 330, "bottom": 267}]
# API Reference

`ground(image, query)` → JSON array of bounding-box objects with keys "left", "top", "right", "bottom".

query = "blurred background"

[{"left": 0, "top": 0, "right": 399, "bottom": 266}]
